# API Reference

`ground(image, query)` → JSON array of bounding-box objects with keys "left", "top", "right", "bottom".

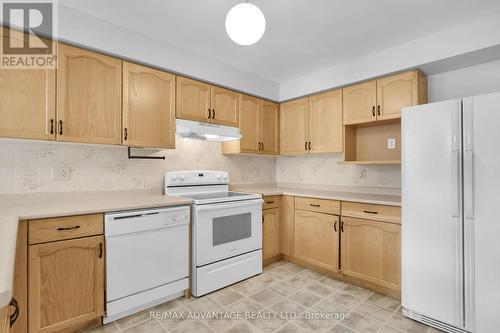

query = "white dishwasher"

[{"left": 104, "top": 206, "right": 190, "bottom": 323}]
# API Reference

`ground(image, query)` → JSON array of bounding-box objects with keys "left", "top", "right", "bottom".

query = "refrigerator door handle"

[
  {"left": 452, "top": 150, "right": 462, "bottom": 218},
  {"left": 464, "top": 150, "right": 474, "bottom": 220}
]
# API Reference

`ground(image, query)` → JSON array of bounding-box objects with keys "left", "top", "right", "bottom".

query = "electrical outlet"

[
  {"left": 53, "top": 164, "right": 72, "bottom": 181},
  {"left": 387, "top": 138, "right": 396, "bottom": 150}
]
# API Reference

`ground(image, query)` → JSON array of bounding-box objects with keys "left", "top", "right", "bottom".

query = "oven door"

[{"left": 194, "top": 199, "right": 263, "bottom": 266}]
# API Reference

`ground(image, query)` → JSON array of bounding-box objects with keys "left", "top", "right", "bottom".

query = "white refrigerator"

[{"left": 401, "top": 92, "right": 500, "bottom": 333}]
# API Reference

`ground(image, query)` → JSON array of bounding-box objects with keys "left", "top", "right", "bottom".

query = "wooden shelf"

[
  {"left": 338, "top": 160, "right": 401, "bottom": 165},
  {"left": 342, "top": 120, "right": 401, "bottom": 164}
]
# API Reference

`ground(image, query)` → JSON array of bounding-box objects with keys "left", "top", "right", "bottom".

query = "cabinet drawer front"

[
  {"left": 295, "top": 197, "right": 340, "bottom": 215},
  {"left": 341, "top": 202, "right": 400, "bottom": 224},
  {"left": 28, "top": 214, "right": 103, "bottom": 244},
  {"left": 263, "top": 196, "right": 281, "bottom": 210}
]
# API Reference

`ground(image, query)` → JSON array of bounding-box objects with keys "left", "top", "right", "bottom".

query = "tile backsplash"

[
  {"left": 276, "top": 154, "right": 401, "bottom": 189},
  {"left": 0, "top": 137, "right": 276, "bottom": 193},
  {"left": 0, "top": 138, "right": 401, "bottom": 194}
]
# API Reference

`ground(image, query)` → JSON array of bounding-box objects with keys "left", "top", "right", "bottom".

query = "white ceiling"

[{"left": 60, "top": 0, "right": 500, "bottom": 83}]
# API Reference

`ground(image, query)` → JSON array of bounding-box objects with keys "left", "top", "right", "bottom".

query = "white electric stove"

[{"left": 165, "top": 171, "right": 263, "bottom": 297}]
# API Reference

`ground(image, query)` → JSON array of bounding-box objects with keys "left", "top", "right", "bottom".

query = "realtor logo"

[{"left": 1, "top": 0, "right": 57, "bottom": 69}]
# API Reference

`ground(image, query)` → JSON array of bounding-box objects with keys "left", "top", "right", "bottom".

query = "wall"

[
  {"left": 279, "top": 12, "right": 500, "bottom": 101},
  {"left": 427, "top": 59, "right": 500, "bottom": 102},
  {"left": 276, "top": 154, "right": 401, "bottom": 189},
  {"left": 0, "top": 138, "right": 276, "bottom": 194},
  {"left": 57, "top": 5, "right": 280, "bottom": 101}
]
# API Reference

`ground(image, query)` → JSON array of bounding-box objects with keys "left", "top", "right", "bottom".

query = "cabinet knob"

[{"left": 59, "top": 120, "right": 63, "bottom": 135}]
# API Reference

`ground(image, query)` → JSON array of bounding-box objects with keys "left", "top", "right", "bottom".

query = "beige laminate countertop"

[
  {"left": 0, "top": 189, "right": 192, "bottom": 308},
  {"left": 230, "top": 184, "right": 401, "bottom": 207}
]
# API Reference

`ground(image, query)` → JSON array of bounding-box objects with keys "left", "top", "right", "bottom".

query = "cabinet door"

[
  {"left": 211, "top": 86, "right": 239, "bottom": 127},
  {"left": 308, "top": 89, "right": 343, "bottom": 153},
  {"left": 263, "top": 208, "right": 280, "bottom": 261},
  {"left": 57, "top": 44, "right": 122, "bottom": 145},
  {"left": 123, "top": 61, "right": 175, "bottom": 149},
  {"left": 260, "top": 101, "right": 279, "bottom": 155},
  {"left": 294, "top": 210, "right": 339, "bottom": 271},
  {"left": 341, "top": 217, "right": 401, "bottom": 291},
  {"left": 376, "top": 70, "right": 424, "bottom": 121},
  {"left": 239, "top": 94, "right": 260, "bottom": 153},
  {"left": 28, "top": 236, "right": 104, "bottom": 333},
  {"left": 0, "top": 305, "right": 9, "bottom": 333},
  {"left": 280, "top": 97, "right": 308, "bottom": 155},
  {"left": 343, "top": 80, "right": 377, "bottom": 125},
  {"left": 176, "top": 77, "right": 211, "bottom": 122},
  {"left": 0, "top": 28, "right": 55, "bottom": 141}
]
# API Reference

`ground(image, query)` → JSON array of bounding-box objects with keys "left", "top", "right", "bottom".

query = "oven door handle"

[{"left": 196, "top": 199, "right": 263, "bottom": 212}]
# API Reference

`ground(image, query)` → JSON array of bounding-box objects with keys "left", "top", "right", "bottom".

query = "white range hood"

[{"left": 176, "top": 119, "right": 241, "bottom": 142}]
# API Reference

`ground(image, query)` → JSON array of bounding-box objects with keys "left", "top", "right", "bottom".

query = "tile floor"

[{"left": 84, "top": 261, "right": 442, "bottom": 333}]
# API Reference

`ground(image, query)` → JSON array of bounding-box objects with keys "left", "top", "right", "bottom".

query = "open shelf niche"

[{"left": 341, "top": 119, "right": 401, "bottom": 165}]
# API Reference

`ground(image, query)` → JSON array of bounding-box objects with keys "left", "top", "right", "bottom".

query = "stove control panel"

[{"left": 165, "top": 171, "right": 229, "bottom": 186}]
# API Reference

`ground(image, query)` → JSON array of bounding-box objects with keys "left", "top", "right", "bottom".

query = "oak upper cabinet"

[
  {"left": 294, "top": 210, "right": 339, "bottom": 271},
  {"left": 308, "top": 89, "right": 343, "bottom": 153},
  {"left": 280, "top": 97, "right": 308, "bottom": 155},
  {"left": 210, "top": 86, "right": 239, "bottom": 127},
  {"left": 260, "top": 100, "right": 280, "bottom": 154},
  {"left": 28, "top": 235, "right": 104, "bottom": 333},
  {"left": 57, "top": 44, "right": 122, "bottom": 145},
  {"left": 123, "top": 61, "right": 176, "bottom": 149},
  {"left": 222, "top": 96, "right": 279, "bottom": 155},
  {"left": 343, "top": 80, "right": 377, "bottom": 125},
  {"left": 0, "top": 28, "right": 56, "bottom": 141},
  {"left": 176, "top": 76, "right": 211, "bottom": 122},
  {"left": 238, "top": 94, "right": 261, "bottom": 153},
  {"left": 340, "top": 217, "right": 401, "bottom": 293},
  {"left": 343, "top": 70, "right": 427, "bottom": 125},
  {"left": 376, "top": 70, "right": 427, "bottom": 121},
  {"left": 263, "top": 208, "right": 281, "bottom": 261}
]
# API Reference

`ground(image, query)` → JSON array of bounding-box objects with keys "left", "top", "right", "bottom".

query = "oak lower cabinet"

[
  {"left": 294, "top": 210, "right": 340, "bottom": 272},
  {"left": 122, "top": 61, "right": 176, "bottom": 149},
  {"left": 57, "top": 43, "right": 122, "bottom": 145},
  {"left": 28, "top": 236, "right": 104, "bottom": 333},
  {"left": 263, "top": 208, "right": 280, "bottom": 261},
  {"left": 340, "top": 217, "right": 401, "bottom": 294},
  {"left": 0, "top": 305, "right": 9, "bottom": 333},
  {"left": 262, "top": 196, "right": 281, "bottom": 263}
]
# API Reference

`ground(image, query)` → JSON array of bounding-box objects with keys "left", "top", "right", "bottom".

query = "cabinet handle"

[
  {"left": 372, "top": 106, "right": 376, "bottom": 117},
  {"left": 9, "top": 298, "right": 19, "bottom": 327},
  {"left": 310, "top": 204, "right": 321, "bottom": 207},
  {"left": 305, "top": 142, "right": 308, "bottom": 151},
  {"left": 57, "top": 225, "right": 80, "bottom": 231},
  {"left": 261, "top": 142, "right": 264, "bottom": 151},
  {"left": 208, "top": 108, "right": 211, "bottom": 119},
  {"left": 59, "top": 120, "right": 63, "bottom": 135},
  {"left": 334, "top": 221, "right": 337, "bottom": 232},
  {"left": 124, "top": 128, "right": 128, "bottom": 141},
  {"left": 262, "top": 215, "right": 265, "bottom": 224},
  {"left": 340, "top": 220, "right": 344, "bottom": 232},
  {"left": 377, "top": 105, "right": 381, "bottom": 116},
  {"left": 212, "top": 109, "right": 215, "bottom": 119},
  {"left": 98, "top": 242, "right": 103, "bottom": 258},
  {"left": 308, "top": 141, "right": 311, "bottom": 151},
  {"left": 363, "top": 210, "right": 379, "bottom": 214},
  {"left": 49, "top": 119, "right": 54, "bottom": 135},
  {"left": 266, "top": 201, "right": 274, "bottom": 204}
]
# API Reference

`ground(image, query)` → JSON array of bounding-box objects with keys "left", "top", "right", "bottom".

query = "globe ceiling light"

[{"left": 225, "top": 2, "right": 266, "bottom": 46}]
